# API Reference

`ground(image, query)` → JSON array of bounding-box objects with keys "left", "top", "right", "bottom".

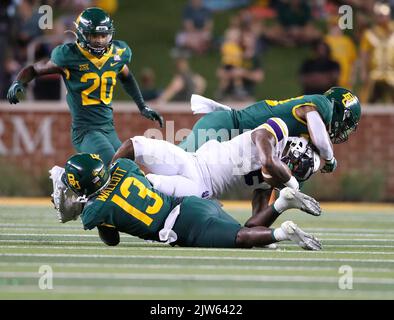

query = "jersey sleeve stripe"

[
  {"left": 261, "top": 123, "right": 279, "bottom": 144},
  {"left": 266, "top": 118, "right": 285, "bottom": 142},
  {"left": 271, "top": 117, "right": 289, "bottom": 138},
  {"left": 63, "top": 68, "right": 70, "bottom": 80}
]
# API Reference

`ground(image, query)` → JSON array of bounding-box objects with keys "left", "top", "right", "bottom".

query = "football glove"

[
  {"left": 7, "top": 80, "right": 25, "bottom": 104},
  {"left": 97, "top": 225, "right": 120, "bottom": 246},
  {"left": 321, "top": 157, "right": 337, "bottom": 173},
  {"left": 140, "top": 105, "right": 164, "bottom": 128}
]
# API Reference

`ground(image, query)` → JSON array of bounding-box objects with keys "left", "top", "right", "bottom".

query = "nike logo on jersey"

[{"left": 110, "top": 62, "right": 119, "bottom": 67}]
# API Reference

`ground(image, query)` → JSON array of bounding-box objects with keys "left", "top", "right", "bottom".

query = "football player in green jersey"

[
  {"left": 61, "top": 153, "right": 322, "bottom": 250},
  {"left": 179, "top": 87, "right": 361, "bottom": 174},
  {"left": 7, "top": 7, "right": 163, "bottom": 166}
]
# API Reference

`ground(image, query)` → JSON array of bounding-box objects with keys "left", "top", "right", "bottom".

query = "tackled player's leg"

[
  {"left": 73, "top": 128, "right": 121, "bottom": 166},
  {"left": 172, "top": 196, "right": 321, "bottom": 250},
  {"left": 178, "top": 110, "right": 238, "bottom": 151},
  {"left": 113, "top": 136, "right": 213, "bottom": 198},
  {"left": 246, "top": 187, "right": 321, "bottom": 228}
]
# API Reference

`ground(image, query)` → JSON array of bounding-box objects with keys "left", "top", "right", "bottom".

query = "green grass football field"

[{"left": 0, "top": 200, "right": 393, "bottom": 300}]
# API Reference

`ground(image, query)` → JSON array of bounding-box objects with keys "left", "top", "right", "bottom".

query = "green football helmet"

[
  {"left": 74, "top": 7, "right": 115, "bottom": 56},
  {"left": 324, "top": 87, "right": 361, "bottom": 144},
  {"left": 62, "top": 153, "right": 110, "bottom": 198}
]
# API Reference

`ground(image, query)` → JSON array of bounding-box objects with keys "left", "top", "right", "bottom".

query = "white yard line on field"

[
  {"left": 1, "top": 271, "right": 394, "bottom": 285},
  {"left": 0, "top": 233, "right": 102, "bottom": 238},
  {"left": 0, "top": 262, "right": 391, "bottom": 273},
  {"left": 2, "top": 253, "right": 394, "bottom": 263},
  {"left": 2, "top": 240, "right": 394, "bottom": 249},
  {"left": 1, "top": 285, "right": 392, "bottom": 299},
  {"left": 2, "top": 245, "right": 394, "bottom": 256},
  {"left": 2, "top": 233, "right": 394, "bottom": 242},
  {"left": 1, "top": 224, "right": 393, "bottom": 234}
]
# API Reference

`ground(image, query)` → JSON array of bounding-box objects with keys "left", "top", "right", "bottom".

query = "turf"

[{"left": 0, "top": 201, "right": 393, "bottom": 300}]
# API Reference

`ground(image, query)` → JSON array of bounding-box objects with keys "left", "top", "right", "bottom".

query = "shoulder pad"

[
  {"left": 112, "top": 40, "right": 132, "bottom": 64},
  {"left": 51, "top": 44, "right": 74, "bottom": 67}
]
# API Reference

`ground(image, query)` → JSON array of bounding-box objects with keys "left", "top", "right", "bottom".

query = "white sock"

[
  {"left": 273, "top": 196, "right": 288, "bottom": 214},
  {"left": 273, "top": 228, "right": 289, "bottom": 241}
]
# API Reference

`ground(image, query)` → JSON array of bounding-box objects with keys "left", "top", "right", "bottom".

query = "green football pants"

[
  {"left": 173, "top": 196, "right": 242, "bottom": 248},
  {"left": 178, "top": 110, "right": 239, "bottom": 151},
  {"left": 72, "top": 127, "right": 122, "bottom": 166}
]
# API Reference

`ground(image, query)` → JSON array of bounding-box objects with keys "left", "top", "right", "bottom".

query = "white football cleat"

[
  {"left": 49, "top": 166, "right": 83, "bottom": 223},
  {"left": 49, "top": 165, "right": 66, "bottom": 211},
  {"left": 279, "top": 187, "right": 321, "bottom": 216},
  {"left": 280, "top": 220, "right": 322, "bottom": 251}
]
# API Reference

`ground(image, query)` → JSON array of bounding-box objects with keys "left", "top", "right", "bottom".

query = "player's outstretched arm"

[
  {"left": 7, "top": 59, "right": 64, "bottom": 104},
  {"left": 305, "top": 110, "right": 337, "bottom": 173},
  {"left": 296, "top": 105, "right": 337, "bottom": 173},
  {"left": 252, "top": 128, "right": 299, "bottom": 190},
  {"left": 118, "top": 65, "right": 164, "bottom": 127}
]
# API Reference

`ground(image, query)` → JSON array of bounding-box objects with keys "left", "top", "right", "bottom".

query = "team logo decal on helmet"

[
  {"left": 324, "top": 87, "right": 361, "bottom": 144},
  {"left": 62, "top": 153, "right": 110, "bottom": 199}
]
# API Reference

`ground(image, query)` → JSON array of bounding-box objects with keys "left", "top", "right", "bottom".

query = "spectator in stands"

[
  {"left": 1, "top": 0, "right": 45, "bottom": 99},
  {"left": 216, "top": 28, "right": 246, "bottom": 100},
  {"left": 269, "top": 0, "right": 321, "bottom": 46},
  {"left": 139, "top": 67, "right": 162, "bottom": 102},
  {"left": 324, "top": 16, "right": 357, "bottom": 90},
  {"left": 203, "top": 0, "right": 251, "bottom": 12},
  {"left": 175, "top": 0, "right": 213, "bottom": 55},
  {"left": 238, "top": 11, "right": 264, "bottom": 97},
  {"left": 93, "top": 0, "right": 118, "bottom": 15},
  {"left": 360, "top": 2, "right": 394, "bottom": 103},
  {"left": 155, "top": 49, "right": 206, "bottom": 103},
  {"left": 0, "top": 0, "right": 18, "bottom": 98},
  {"left": 14, "top": 0, "right": 44, "bottom": 64},
  {"left": 299, "top": 40, "right": 340, "bottom": 95},
  {"left": 238, "top": 48, "right": 264, "bottom": 100},
  {"left": 216, "top": 13, "right": 264, "bottom": 101}
]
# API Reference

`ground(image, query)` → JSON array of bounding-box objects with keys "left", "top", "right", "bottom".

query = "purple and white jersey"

[{"left": 195, "top": 117, "right": 289, "bottom": 198}]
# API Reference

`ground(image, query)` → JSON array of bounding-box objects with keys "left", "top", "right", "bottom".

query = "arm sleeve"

[
  {"left": 119, "top": 70, "right": 146, "bottom": 110},
  {"left": 306, "top": 111, "right": 333, "bottom": 160}
]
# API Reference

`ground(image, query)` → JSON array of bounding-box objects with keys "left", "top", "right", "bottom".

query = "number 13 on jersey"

[{"left": 111, "top": 177, "right": 163, "bottom": 226}]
